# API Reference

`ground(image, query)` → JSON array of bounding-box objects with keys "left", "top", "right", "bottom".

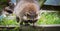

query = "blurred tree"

[
  {"left": 0, "top": 0, "right": 11, "bottom": 15},
  {"left": 0, "top": 0, "right": 11, "bottom": 10},
  {"left": 38, "top": 0, "right": 46, "bottom": 8}
]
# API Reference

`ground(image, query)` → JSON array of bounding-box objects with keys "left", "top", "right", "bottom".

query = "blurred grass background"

[
  {"left": 37, "top": 12, "right": 60, "bottom": 25},
  {"left": 0, "top": 15, "right": 19, "bottom": 26},
  {"left": 0, "top": 12, "right": 60, "bottom": 25}
]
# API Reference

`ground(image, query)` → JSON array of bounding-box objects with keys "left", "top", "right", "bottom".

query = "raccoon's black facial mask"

[{"left": 6, "top": 10, "right": 13, "bottom": 14}]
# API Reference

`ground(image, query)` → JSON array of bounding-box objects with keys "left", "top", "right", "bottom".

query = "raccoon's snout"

[{"left": 27, "top": 14, "right": 34, "bottom": 18}]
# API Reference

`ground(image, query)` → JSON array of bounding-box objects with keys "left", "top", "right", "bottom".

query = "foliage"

[
  {"left": 0, "top": 15, "right": 19, "bottom": 26},
  {"left": 37, "top": 12, "right": 60, "bottom": 25},
  {"left": 0, "top": 0, "right": 7, "bottom": 2}
]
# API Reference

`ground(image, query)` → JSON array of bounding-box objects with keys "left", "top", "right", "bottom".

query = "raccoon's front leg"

[
  {"left": 20, "top": 19, "right": 24, "bottom": 25},
  {"left": 33, "top": 23, "right": 35, "bottom": 27},
  {"left": 32, "top": 20, "right": 37, "bottom": 27},
  {"left": 16, "top": 17, "right": 20, "bottom": 22},
  {"left": 20, "top": 21, "right": 24, "bottom": 25},
  {"left": 16, "top": 16, "right": 23, "bottom": 25}
]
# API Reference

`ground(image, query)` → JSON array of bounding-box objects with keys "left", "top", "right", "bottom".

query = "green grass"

[
  {"left": 37, "top": 12, "right": 60, "bottom": 25},
  {"left": 0, "top": 15, "right": 19, "bottom": 26},
  {"left": 0, "top": 12, "right": 60, "bottom": 25}
]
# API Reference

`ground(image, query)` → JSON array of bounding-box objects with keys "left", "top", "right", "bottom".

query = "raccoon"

[
  {"left": 14, "top": 0, "right": 40, "bottom": 26},
  {"left": 2, "top": 2, "right": 15, "bottom": 16}
]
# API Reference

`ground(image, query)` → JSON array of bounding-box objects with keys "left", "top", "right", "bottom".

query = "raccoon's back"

[{"left": 14, "top": 1, "right": 39, "bottom": 17}]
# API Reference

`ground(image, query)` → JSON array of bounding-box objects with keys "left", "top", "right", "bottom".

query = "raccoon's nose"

[{"left": 31, "top": 14, "right": 35, "bottom": 17}]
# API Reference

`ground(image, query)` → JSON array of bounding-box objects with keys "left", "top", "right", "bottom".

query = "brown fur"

[{"left": 14, "top": 0, "right": 40, "bottom": 26}]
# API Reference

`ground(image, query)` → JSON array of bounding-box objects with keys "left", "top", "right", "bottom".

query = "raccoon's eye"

[
  {"left": 27, "top": 14, "right": 30, "bottom": 16},
  {"left": 27, "top": 14, "right": 31, "bottom": 17},
  {"left": 24, "top": 13, "right": 30, "bottom": 16}
]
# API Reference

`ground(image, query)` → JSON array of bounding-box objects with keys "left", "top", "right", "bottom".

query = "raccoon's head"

[
  {"left": 2, "top": 6, "right": 13, "bottom": 16},
  {"left": 22, "top": 4, "right": 40, "bottom": 20},
  {"left": 27, "top": 10, "right": 38, "bottom": 18},
  {"left": 23, "top": 9, "right": 39, "bottom": 21}
]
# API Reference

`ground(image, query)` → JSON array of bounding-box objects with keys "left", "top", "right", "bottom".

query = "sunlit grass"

[
  {"left": 37, "top": 12, "right": 60, "bottom": 25},
  {"left": 0, "top": 15, "right": 19, "bottom": 26},
  {"left": 0, "top": 12, "right": 60, "bottom": 25}
]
